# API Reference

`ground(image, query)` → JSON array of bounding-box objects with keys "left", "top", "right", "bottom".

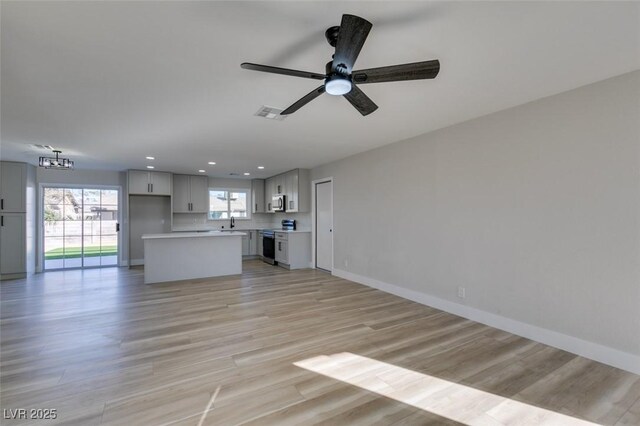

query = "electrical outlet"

[{"left": 457, "top": 286, "right": 466, "bottom": 299}]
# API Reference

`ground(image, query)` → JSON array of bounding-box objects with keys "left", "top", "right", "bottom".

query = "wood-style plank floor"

[{"left": 1, "top": 260, "right": 639, "bottom": 425}]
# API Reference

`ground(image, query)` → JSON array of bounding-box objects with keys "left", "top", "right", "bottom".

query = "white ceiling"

[{"left": 2, "top": 1, "right": 639, "bottom": 178}]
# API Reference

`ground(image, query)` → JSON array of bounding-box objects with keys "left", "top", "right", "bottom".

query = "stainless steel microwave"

[{"left": 272, "top": 195, "right": 286, "bottom": 212}]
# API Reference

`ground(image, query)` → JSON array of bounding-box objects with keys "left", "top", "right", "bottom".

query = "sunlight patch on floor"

[{"left": 294, "top": 352, "right": 598, "bottom": 425}]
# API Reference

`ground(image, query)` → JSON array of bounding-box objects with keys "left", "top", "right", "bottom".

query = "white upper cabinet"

[
  {"left": 189, "top": 175, "right": 208, "bottom": 213},
  {"left": 128, "top": 170, "right": 150, "bottom": 195},
  {"left": 128, "top": 170, "right": 172, "bottom": 196},
  {"left": 284, "top": 169, "right": 310, "bottom": 213},
  {"left": 274, "top": 173, "right": 286, "bottom": 196},
  {"left": 286, "top": 170, "right": 299, "bottom": 212},
  {"left": 151, "top": 172, "right": 172, "bottom": 196},
  {"left": 251, "top": 179, "right": 265, "bottom": 213},
  {"left": 172, "top": 175, "right": 190, "bottom": 212},
  {"left": 264, "top": 177, "right": 275, "bottom": 213},
  {"left": 0, "top": 162, "right": 26, "bottom": 212},
  {"left": 172, "top": 174, "right": 208, "bottom": 213},
  {"left": 261, "top": 169, "right": 310, "bottom": 213},
  {"left": 268, "top": 173, "right": 285, "bottom": 197}
]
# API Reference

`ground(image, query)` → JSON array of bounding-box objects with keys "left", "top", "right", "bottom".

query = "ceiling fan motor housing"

[{"left": 325, "top": 26, "right": 340, "bottom": 47}]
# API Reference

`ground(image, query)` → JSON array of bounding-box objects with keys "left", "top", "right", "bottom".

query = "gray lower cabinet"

[
  {"left": 258, "top": 231, "right": 263, "bottom": 257},
  {"left": 241, "top": 231, "right": 259, "bottom": 257},
  {"left": 0, "top": 213, "right": 26, "bottom": 275},
  {"left": 241, "top": 233, "right": 249, "bottom": 256},
  {"left": 275, "top": 238, "right": 288, "bottom": 264},
  {"left": 249, "top": 231, "right": 258, "bottom": 255},
  {"left": 274, "top": 232, "right": 311, "bottom": 269}
]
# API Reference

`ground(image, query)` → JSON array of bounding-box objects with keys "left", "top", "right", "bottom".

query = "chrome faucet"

[{"left": 230, "top": 216, "right": 235, "bottom": 229}]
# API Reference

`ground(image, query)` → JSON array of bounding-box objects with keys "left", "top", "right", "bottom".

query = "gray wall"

[
  {"left": 312, "top": 71, "right": 640, "bottom": 359},
  {"left": 128, "top": 195, "right": 171, "bottom": 263},
  {"left": 25, "top": 164, "right": 37, "bottom": 274}
]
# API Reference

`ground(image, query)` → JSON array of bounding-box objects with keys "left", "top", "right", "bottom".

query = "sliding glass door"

[{"left": 43, "top": 187, "right": 119, "bottom": 270}]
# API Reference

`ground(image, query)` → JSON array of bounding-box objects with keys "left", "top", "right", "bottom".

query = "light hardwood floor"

[{"left": 1, "top": 260, "right": 639, "bottom": 425}]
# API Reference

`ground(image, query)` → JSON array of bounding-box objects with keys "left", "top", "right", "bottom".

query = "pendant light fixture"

[{"left": 39, "top": 150, "right": 74, "bottom": 170}]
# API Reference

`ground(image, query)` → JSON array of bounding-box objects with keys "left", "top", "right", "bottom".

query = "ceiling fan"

[{"left": 241, "top": 14, "right": 440, "bottom": 116}]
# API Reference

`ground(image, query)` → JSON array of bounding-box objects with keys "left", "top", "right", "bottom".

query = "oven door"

[{"left": 262, "top": 233, "right": 276, "bottom": 265}]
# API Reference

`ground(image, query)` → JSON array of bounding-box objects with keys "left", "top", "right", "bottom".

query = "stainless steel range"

[{"left": 261, "top": 220, "right": 296, "bottom": 265}]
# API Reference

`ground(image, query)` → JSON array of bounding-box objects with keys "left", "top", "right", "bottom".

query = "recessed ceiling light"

[
  {"left": 244, "top": 172, "right": 250, "bottom": 176},
  {"left": 208, "top": 162, "right": 216, "bottom": 165},
  {"left": 146, "top": 165, "right": 155, "bottom": 169},
  {"left": 258, "top": 166, "right": 265, "bottom": 169},
  {"left": 198, "top": 170, "right": 206, "bottom": 173},
  {"left": 146, "top": 156, "right": 155, "bottom": 160}
]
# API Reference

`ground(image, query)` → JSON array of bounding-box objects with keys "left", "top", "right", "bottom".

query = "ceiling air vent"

[
  {"left": 254, "top": 106, "right": 286, "bottom": 121},
  {"left": 31, "top": 144, "right": 55, "bottom": 151}
]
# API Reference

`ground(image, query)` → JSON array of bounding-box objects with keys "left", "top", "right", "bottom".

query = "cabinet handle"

[
  {"left": 151, "top": 183, "right": 154, "bottom": 193},
  {"left": 1, "top": 199, "right": 3, "bottom": 210},
  {"left": 278, "top": 241, "right": 281, "bottom": 251},
  {"left": 268, "top": 202, "right": 271, "bottom": 211},
  {"left": 147, "top": 183, "right": 150, "bottom": 192},
  {"left": 255, "top": 203, "right": 257, "bottom": 211}
]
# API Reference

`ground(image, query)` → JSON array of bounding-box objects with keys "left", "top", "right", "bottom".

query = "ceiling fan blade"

[
  {"left": 281, "top": 85, "right": 326, "bottom": 115},
  {"left": 352, "top": 60, "right": 440, "bottom": 84},
  {"left": 241, "top": 63, "right": 325, "bottom": 80},
  {"left": 332, "top": 14, "right": 372, "bottom": 74},
  {"left": 343, "top": 85, "right": 378, "bottom": 116}
]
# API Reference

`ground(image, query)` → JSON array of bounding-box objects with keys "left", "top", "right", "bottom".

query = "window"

[{"left": 209, "top": 189, "right": 249, "bottom": 220}]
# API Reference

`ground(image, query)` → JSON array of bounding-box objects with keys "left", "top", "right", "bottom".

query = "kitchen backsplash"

[{"left": 172, "top": 212, "right": 310, "bottom": 231}]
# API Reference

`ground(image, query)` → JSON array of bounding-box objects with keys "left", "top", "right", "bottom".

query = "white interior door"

[{"left": 315, "top": 181, "right": 333, "bottom": 272}]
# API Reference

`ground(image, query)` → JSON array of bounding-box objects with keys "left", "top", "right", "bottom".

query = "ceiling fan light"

[{"left": 325, "top": 77, "right": 352, "bottom": 96}]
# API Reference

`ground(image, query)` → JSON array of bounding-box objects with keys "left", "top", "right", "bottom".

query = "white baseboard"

[
  {"left": 130, "top": 259, "right": 144, "bottom": 266},
  {"left": 333, "top": 268, "right": 640, "bottom": 375}
]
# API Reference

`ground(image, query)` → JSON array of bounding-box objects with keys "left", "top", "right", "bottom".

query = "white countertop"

[
  {"left": 142, "top": 231, "right": 246, "bottom": 240},
  {"left": 170, "top": 227, "right": 311, "bottom": 234}
]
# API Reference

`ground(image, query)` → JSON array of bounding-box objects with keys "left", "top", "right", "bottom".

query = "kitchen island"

[{"left": 141, "top": 231, "right": 245, "bottom": 284}]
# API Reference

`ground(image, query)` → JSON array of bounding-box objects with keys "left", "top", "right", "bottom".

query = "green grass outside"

[{"left": 45, "top": 245, "right": 117, "bottom": 260}]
